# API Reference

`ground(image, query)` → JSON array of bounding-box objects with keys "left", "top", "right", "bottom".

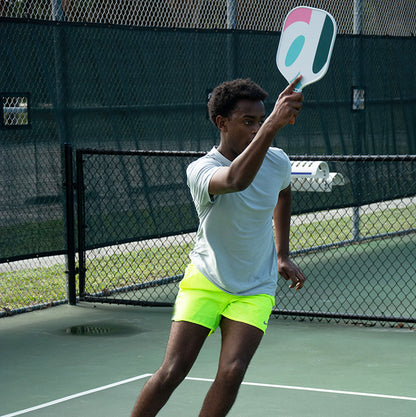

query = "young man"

[{"left": 130, "top": 75, "right": 306, "bottom": 417}]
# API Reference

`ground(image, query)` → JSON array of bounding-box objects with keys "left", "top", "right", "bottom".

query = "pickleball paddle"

[{"left": 276, "top": 6, "right": 337, "bottom": 95}]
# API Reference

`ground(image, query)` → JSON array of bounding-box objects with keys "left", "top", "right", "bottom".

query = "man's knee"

[
  {"left": 157, "top": 362, "right": 189, "bottom": 389},
  {"left": 218, "top": 359, "right": 248, "bottom": 386}
]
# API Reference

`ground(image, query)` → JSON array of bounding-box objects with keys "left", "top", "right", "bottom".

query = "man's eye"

[{"left": 244, "top": 119, "right": 264, "bottom": 126}]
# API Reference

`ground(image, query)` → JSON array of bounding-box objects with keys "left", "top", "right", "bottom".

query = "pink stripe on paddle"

[{"left": 283, "top": 7, "right": 313, "bottom": 31}]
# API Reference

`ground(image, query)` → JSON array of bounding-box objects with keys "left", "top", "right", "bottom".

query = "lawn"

[{"left": 1, "top": 203, "right": 415, "bottom": 312}]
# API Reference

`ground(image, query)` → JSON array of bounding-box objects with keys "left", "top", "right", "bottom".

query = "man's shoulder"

[
  {"left": 188, "top": 148, "right": 227, "bottom": 171},
  {"left": 267, "top": 147, "right": 290, "bottom": 163},
  {"left": 268, "top": 146, "right": 288, "bottom": 157}
]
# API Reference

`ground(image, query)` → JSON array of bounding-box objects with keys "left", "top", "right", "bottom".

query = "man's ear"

[{"left": 216, "top": 115, "right": 228, "bottom": 131}]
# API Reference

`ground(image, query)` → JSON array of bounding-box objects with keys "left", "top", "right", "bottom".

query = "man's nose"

[{"left": 252, "top": 123, "right": 261, "bottom": 134}]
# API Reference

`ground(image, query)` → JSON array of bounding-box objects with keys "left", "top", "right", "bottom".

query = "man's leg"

[
  {"left": 198, "top": 318, "right": 264, "bottom": 417},
  {"left": 130, "top": 321, "right": 210, "bottom": 417}
]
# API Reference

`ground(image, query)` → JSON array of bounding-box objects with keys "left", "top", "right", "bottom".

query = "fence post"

[
  {"left": 353, "top": 0, "right": 363, "bottom": 34},
  {"left": 51, "top": 0, "right": 63, "bottom": 21},
  {"left": 64, "top": 143, "right": 77, "bottom": 305},
  {"left": 53, "top": 0, "right": 73, "bottom": 294},
  {"left": 352, "top": 206, "right": 360, "bottom": 241},
  {"left": 226, "top": 0, "right": 237, "bottom": 79},
  {"left": 76, "top": 149, "right": 86, "bottom": 298},
  {"left": 352, "top": 0, "right": 364, "bottom": 240},
  {"left": 227, "top": 0, "right": 236, "bottom": 29},
  {"left": 52, "top": 12, "right": 67, "bottom": 143}
]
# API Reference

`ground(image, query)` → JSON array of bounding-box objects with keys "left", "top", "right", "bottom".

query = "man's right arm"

[{"left": 208, "top": 75, "right": 303, "bottom": 196}]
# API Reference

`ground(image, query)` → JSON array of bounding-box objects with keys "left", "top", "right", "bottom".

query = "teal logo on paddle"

[{"left": 285, "top": 35, "right": 306, "bottom": 67}]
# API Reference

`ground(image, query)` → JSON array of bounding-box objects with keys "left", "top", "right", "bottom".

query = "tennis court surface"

[{"left": 1, "top": 303, "right": 415, "bottom": 417}]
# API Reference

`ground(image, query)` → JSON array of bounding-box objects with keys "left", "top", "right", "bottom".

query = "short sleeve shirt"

[{"left": 186, "top": 146, "right": 292, "bottom": 296}]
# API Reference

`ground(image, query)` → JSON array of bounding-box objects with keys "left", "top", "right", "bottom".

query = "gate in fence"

[{"left": 66, "top": 146, "right": 416, "bottom": 326}]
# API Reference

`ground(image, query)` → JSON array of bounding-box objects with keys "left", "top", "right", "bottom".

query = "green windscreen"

[{"left": 0, "top": 19, "right": 415, "bottom": 260}]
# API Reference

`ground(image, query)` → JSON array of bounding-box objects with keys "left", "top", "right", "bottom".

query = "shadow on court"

[{"left": 0, "top": 303, "right": 415, "bottom": 417}]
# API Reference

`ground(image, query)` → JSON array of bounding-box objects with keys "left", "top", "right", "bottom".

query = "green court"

[
  {"left": 283, "top": 234, "right": 416, "bottom": 320},
  {"left": 1, "top": 3, "right": 415, "bottom": 417},
  {"left": 1, "top": 303, "right": 415, "bottom": 417}
]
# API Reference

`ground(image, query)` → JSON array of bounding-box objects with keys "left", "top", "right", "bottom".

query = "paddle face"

[{"left": 276, "top": 6, "right": 337, "bottom": 92}]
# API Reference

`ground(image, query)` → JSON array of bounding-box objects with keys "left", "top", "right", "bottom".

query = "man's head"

[{"left": 208, "top": 79, "right": 268, "bottom": 127}]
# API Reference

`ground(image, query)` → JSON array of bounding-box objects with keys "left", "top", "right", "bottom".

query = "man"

[{"left": 130, "top": 75, "right": 306, "bottom": 417}]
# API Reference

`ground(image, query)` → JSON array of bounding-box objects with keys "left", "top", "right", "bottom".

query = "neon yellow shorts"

[{"left": 172, "top": 264, "right": 275, "bottom": 334}]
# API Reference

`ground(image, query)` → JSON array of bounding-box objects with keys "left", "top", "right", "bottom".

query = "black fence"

[
  {"left": 1, "top": 14, "right": 415, "bottom": 322},
  {"left": 1, "top": 19, "right": 416, "bottom": 265},
  {"left": 66, "top": 148, "right": 416, "bottom": 326}
]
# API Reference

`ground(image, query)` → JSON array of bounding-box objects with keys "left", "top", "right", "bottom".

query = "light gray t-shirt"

[{"left": 186, "top": 146, "right": 292, "bottom": 296}]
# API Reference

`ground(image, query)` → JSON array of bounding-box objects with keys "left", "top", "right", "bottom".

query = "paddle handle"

[{"left": 289, "top": 85, "right": 302, "bottom": 124}]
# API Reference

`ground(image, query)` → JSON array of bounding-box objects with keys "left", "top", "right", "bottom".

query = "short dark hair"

[{"left": 207, "top": 79, "right": 268, "bottom": 127}]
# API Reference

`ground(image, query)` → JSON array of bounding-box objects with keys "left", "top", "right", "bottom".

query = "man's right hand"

[{"left": 270, "top": 74, "right": 304, "bottom": 129}]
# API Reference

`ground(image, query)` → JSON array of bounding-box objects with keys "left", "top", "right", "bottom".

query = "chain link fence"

[
  {"left": 1, "top": 1, "right": 415, "bottom": 319},
  {"left": 1, "top": 0, "right": 415, "bottom": 35},
  {"left": 70, "top": 150, "right": 416, "bottom": 326}
]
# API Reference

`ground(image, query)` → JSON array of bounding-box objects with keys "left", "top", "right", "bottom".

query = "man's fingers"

[
  {"left": 278, "top": 74, "right": 302, "bottom": 99},
  {"left": 286, "top": 74, "right": 303, "bottom": 93},
  {"left": 287, "top": 272, "right": 306, "bottom": 290},
  {"left": 289, "top": 279, "right": 303, "bottom": 290},
  {"left": 295, "top": 272, "right": 306, "bottom": 290},
  {"left": 279, "top": 260, "right": 306, "bottom": 291}
]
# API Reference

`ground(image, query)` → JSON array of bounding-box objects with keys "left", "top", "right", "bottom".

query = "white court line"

[
  {"left": 0, "top": 374, "right": 152, "bottom": 417},
  {"left": 2, "top": 373, "right": 416, "bottom": 417},
  {"left": 187, "top": 377, "right": 416, "bottom": 402}
]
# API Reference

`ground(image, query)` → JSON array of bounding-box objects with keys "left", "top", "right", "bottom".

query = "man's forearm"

[{"left": 273, "top": 186, "right": 292, "bottom": 259}]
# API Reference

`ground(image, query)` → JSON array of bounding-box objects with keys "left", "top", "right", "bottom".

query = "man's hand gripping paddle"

[{"left": 276, "top": 6, "right": 337, "bottom": 124}]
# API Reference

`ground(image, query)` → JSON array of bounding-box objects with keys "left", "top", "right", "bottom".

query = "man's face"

[{"left": 223, "top": 99, "right": 266, "bottom": 157}]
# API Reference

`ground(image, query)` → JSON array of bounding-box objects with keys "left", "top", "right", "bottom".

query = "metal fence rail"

[{"left": 70, "top": 149, "right": 416, "bottom": 326}]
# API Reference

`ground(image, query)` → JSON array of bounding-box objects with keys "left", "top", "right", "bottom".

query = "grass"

[
  {"left": 1, "top": 203, "right": 415, "bottom": 312},
  {"left": 0, "top": 264, "right": 67, "bottom": 312},
  {"left": 290, "top": 203, "right": 416, "bottom": 251},
  {"left": 83, "top": 243, "right": 193, "bottom": 294}
]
